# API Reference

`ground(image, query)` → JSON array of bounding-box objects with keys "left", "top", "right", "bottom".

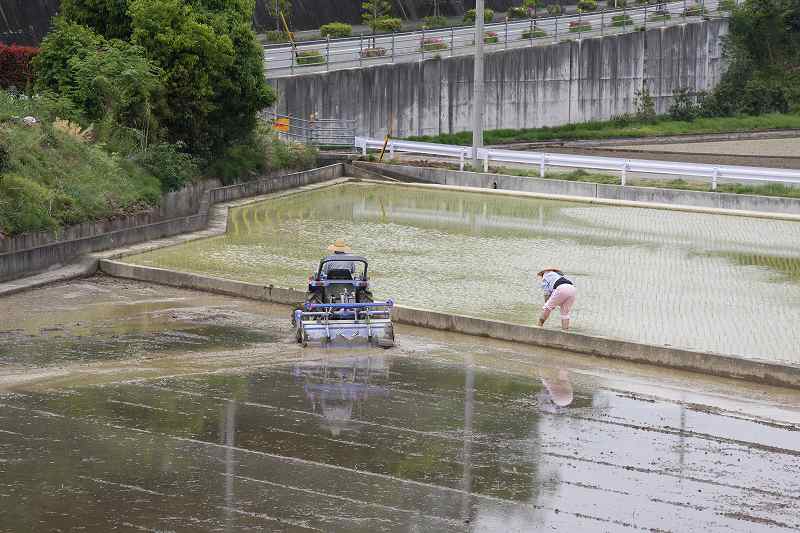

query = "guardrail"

[
  {"left": 264, "top": 0, "right": 733, "bottom": 75},
  {"left": 354, "top": 136, "right": 800, "bottom": 189}
]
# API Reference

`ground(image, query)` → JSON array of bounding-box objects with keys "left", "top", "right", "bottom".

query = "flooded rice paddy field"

[
  {"left": 1, "top": 278, "right": 800, "bottom": 532},
  {"left": 125, "top": 182, "right": 800, "bottom": 363}
]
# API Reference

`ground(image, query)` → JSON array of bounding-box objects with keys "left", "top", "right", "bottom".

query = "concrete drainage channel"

[{"left": 92, "top": 170, "right": 800, "bottom": 390}]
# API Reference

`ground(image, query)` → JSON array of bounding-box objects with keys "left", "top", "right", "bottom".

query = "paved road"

[
  {"left": 626, "top": 137, "right": 800, "bottom": 158},
  {"left": 264, "top": 0, "right": 727, "bottom": 77},
  {"left": 1, "top": 277, "right": 799, "bottom": 531}
]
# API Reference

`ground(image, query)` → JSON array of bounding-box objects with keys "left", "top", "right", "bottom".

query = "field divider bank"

[
  {"left": 99, "top": 259, "right": 800, "bottom": 390},
  {"left": 351, "top": 162, "right": 800, "bottom": 219}
]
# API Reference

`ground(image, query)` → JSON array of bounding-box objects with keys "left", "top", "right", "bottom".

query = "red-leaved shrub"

[{"left": 0, "top": 43, "right": 40, "bottom": 89}]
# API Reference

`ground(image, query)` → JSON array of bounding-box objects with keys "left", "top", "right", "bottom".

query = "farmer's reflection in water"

[
  {"left": 538, "top": 369, "right": 575, "bottom": 412},
  {"left": 293, "top": 355, "right": 390, "bottom": 436}
]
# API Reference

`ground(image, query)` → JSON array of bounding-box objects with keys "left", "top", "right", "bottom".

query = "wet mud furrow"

[
  {"left": 0, "top": 403, "right": 646, "bottom": 532},
  {"left": 3, "top": 278, "right": 800, "bottom": 531}
]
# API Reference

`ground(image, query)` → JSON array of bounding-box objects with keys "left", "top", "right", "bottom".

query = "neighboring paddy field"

[{"left": 124, "top": 182, "right": 800, "bottom": 363}]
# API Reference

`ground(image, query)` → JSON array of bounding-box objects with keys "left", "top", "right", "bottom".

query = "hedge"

[{"left": 0, "top": 43, "right": 39, "bottom": 89}]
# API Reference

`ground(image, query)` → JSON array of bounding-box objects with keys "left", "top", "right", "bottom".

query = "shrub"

[
  {"left": 568, "top": 21, "right": 592, "bottom": 32},
  {"left": 0, "top": 174, "right": 61, "bottom": 233},
  {"left": 0, "top": 143, "right": 9, "bottom": 173},
  {"left": 361, "top": 46, "right": 387, "bottom": 57},
  {"left": 207, "top": 127, "right": 317, "bottom": 184},
  {"left": 612, "top": 0, "right": 627, "bottom": 7},
  {"left": 669, "top": 88, "right": 703, "bottom": 121},
  {"left": 421, "top": 37, "right": 448, "bottom": 52},
  {"left": 320, "top": 22, "right": 353, "bottom": 38},
  {"left": 295, "top": 49, "right": 325, "bottom": 65},
  {"left": 32, "top": 19, "right": 103, "bottom": 98},
  {"left": 0, "top": 44, "right": 39, "bottom": 90},
  {"left": 464, "top": 8, "right": 495, "bottom": 23},
  {"left": 546, "top": 4, "right": 563, "bottom": 15},
  {"left": 484, "top": 31, "right": 499, "bottom": 43},
  {"left": 718, "top": 0, "right": 736, "bottom": 11},
  {"left": 682, "top": 4, "right": 709, "bottom": 16},
  {"left": 522, "top": 27, "right": 548, "bottom": 38},
  {"left": 612, "top": 14, "right": 634, "bottom": 26},
  {"left": 508, "top": 6, "right": 528, "bottom": 19},
  {"left": 577, "top": 0, "right": 598, "bottom": 12},
  {"left": 133, "top": 143, "right": 199, "bottom": 192},
  {"left": 265, "top": 30, "right": 290, "bottom": 42},
  {"left": 634, "top": 86, "right": 656, "bottom": 122},
  {"left": 375, "top": 17, "right": 403, "bottom": 32},
  {"left": 422, "top": 15, "right": 449, "bottom": 29}
]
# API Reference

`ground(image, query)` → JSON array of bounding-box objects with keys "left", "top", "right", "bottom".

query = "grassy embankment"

[
  {"left": 407, "top": 113, "right": 800, "bottom": 146},
  {"left": 0, "top": 94, "right": 162, "bottom": 236},
  {"left": 0, "top": 93, "right": 317, "bottom": 237}
]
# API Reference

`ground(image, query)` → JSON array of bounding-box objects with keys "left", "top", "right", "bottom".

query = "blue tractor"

[{"left": 293, "top": 255, "right": 395, "bottom": 347}]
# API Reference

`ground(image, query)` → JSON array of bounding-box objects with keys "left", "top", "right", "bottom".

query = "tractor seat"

[{"left": 325, "top": 269, "right": 354, "bottom": 281}]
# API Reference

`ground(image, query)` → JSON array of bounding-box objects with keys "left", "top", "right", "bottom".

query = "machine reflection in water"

[{"left": 293, "top": 354, "right": 390, "bottom": 436}]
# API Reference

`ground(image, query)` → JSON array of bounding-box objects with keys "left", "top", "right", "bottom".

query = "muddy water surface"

[
  {"left": 2, "top": 278, "right": 800, "bottom": 532},
  {"left": 124, "top": 182, "right": 800, "bottom": 362}
]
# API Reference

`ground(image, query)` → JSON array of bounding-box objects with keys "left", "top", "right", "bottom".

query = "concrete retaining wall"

[
  {"left": 0, "top": 165, "right": 344, "bottom": 282},
  {"left": 100, "top": 259, "right": 800, "bottom": 390},
  {"left": 0, "top": 180, "right": 220, "bottom": 254},
  {"left": 272, "top": 20, "right": 727, "bottom": 138},
  {"left": 357, "top": 162, "right": 800, "bottom": 216}
]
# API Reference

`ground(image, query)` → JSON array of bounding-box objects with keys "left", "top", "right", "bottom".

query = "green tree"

[
  {"left": 35, "top": 19, "right": 162, "bottom": 140},
  {"left": 265, "top": 0, "right": 292, "bottom": 31},
  {"left": 705, "top": 0, "right": 800, "bottom": 116},
  {"left": 524, "top": 0, "right": 544, "bottom": 18},
  {"left": 60, "top": 0, "right": 132, "bottom": 39},
  {"left": 32, "top": 19, "right": 104, "bottom": 100},
  {"left": 362, "top": 0, "right": 393, "bottom": 33},
  {"left": 128, "top": 0, "right": 275, "bottom": 157},
  {"left": 68, "top": 40, "right": 161, "bottom": 132}
]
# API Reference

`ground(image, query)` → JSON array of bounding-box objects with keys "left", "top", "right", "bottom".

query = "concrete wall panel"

[{"left": 272, "top": 20, "right": 727, "bottom": 138}]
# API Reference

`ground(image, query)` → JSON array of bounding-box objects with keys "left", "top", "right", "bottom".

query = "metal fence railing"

[
  {"left": 264, "top": 0, "right": 735, "bottom": 76},
  {"left": 263, "top": 112, "right": 356, "bottom": 147},
  {"left": 355, "top": 137, "right": 800, "bottom": 190}
]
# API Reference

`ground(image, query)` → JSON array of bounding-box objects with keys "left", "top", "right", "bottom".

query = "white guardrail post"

[
  {"left": 621, "top": 160, "right": 629, "bottom": 186},
  {"left": 352, "top": 137, "right": 800, "bottom": 189}
]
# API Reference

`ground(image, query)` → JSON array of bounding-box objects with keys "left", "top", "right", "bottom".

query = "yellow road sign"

[{"left": 274, "top": 118, "right": 290, "bottom": 132}]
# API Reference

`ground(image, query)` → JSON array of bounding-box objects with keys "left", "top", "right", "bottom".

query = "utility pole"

[{"left": 471, "top": 0, "right": 485, "bottom": 169}]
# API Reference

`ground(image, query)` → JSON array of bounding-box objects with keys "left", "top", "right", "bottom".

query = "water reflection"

[
  {"left": 293, "top": 355, "right": 390, "bottom": 436},
  {"left": 124, "top": 182, "right": 800, "bottom": 362},
  {"left": 539, "top": 369, "right": 575, "bottom": 410}
]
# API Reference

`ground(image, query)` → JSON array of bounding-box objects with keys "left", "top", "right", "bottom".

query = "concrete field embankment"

[
  {"left": 0, "top": 165, "right": 345, "bottom": 283},
  {"left": 354, "top": 162, "right": 800, "bottom": 217},
  {"left": 99, "top": 259, "right": 800, "bottom": 390}
]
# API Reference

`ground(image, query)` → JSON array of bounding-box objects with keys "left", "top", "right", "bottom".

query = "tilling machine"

[{"left": 293, "top": 255, "right": 395, "bottom": 348}]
